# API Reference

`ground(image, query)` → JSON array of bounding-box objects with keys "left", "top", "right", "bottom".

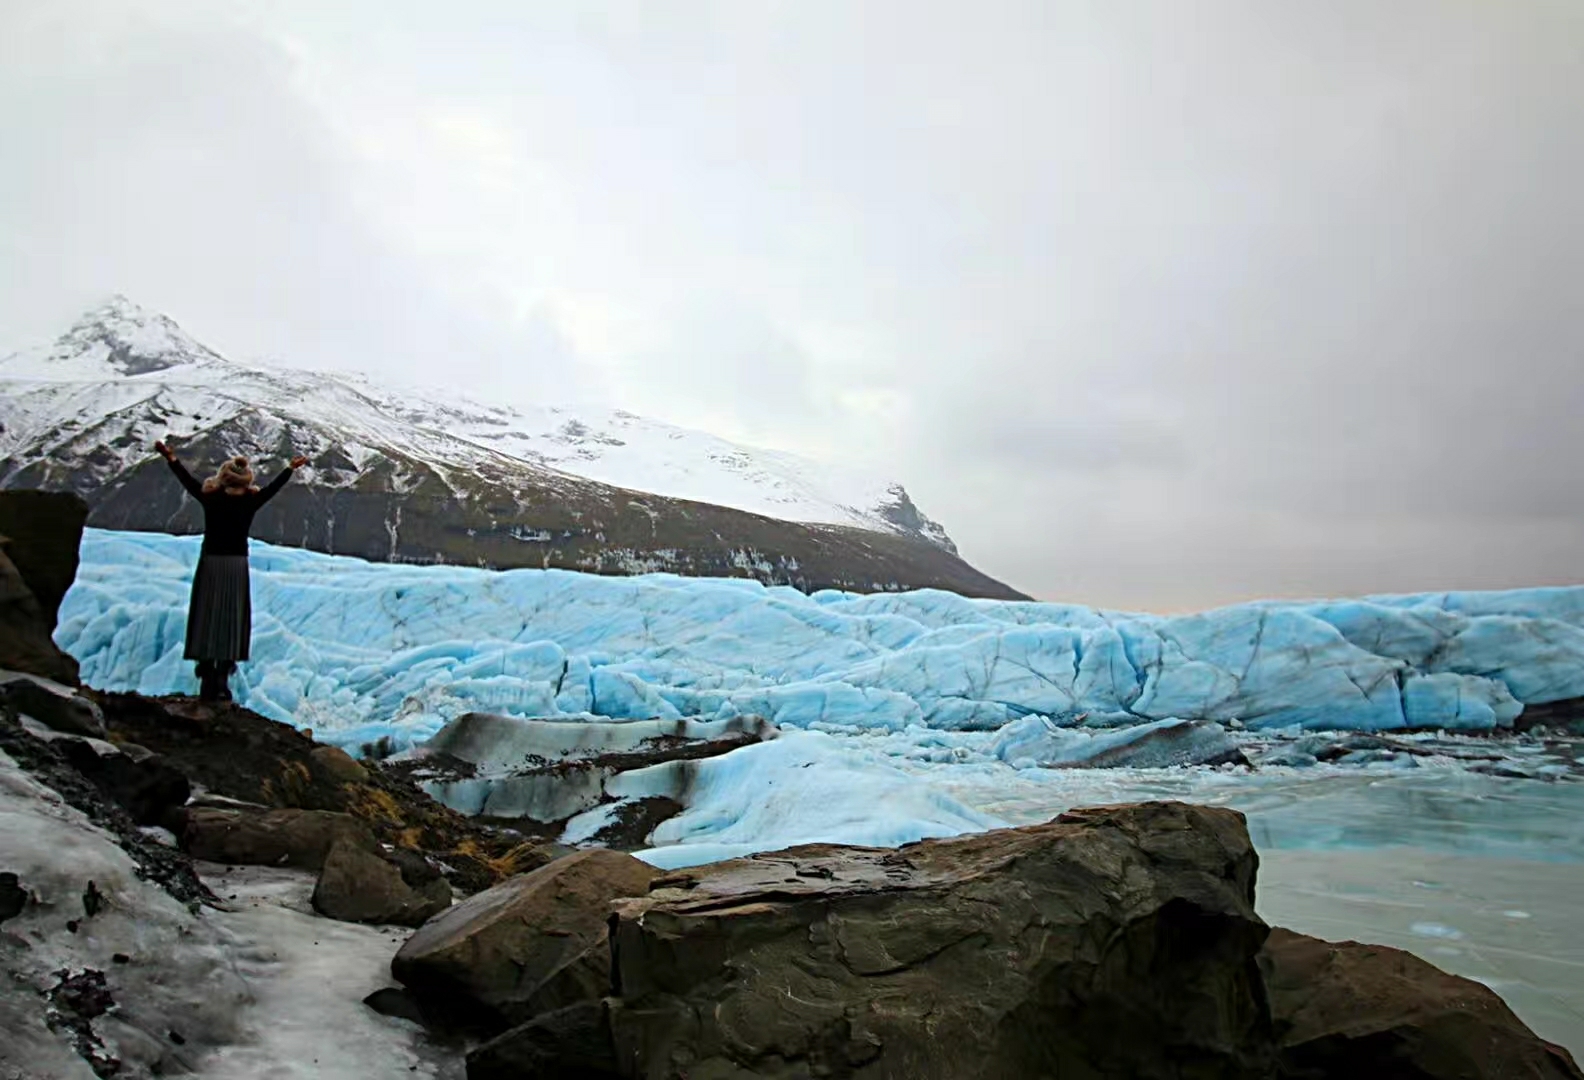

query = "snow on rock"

[
  {"left": 0, "top": 744, "right": 457, "bottom": 1079},
  {"left": 0, "top": 746, "right": 246, "bottom": 1079},
  {"left": 57, "top": 531, "right": 1584, "bottom": 760},
  {"left": 191, "top": 864, "right": 458, "bottom": 1079}
]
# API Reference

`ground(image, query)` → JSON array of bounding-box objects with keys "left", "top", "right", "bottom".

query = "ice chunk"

[
  {"left": 990, "top": 715, "right": 1242, "bottom": 770},
  {"left": 617, "top": 731, "right": 1006, "bottom": 869}
]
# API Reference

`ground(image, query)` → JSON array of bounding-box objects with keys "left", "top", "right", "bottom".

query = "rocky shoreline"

[{"left": 4, "top": 691, "right": 1579, "bottom": 1077}]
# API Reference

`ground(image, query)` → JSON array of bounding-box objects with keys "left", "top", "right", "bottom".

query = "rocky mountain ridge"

[{"left": 0, "top": 296, "right": 1022, "bottom": 598}]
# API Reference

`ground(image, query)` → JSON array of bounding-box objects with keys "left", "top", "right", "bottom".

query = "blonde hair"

[{"left": 202, "top": 455, "right": 258, "bottom": 494}]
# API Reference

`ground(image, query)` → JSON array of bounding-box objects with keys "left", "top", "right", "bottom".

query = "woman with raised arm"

[{"left": 154, "top": 438, "right": 309, "bottom": 703}]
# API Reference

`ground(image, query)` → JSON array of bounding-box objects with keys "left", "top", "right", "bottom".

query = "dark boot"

[
  {"left": 195, "top": 661, "right": 219, "bottom": 702},
  {"left": 215, "top": 662, "right": 236, "bottom": 703}
]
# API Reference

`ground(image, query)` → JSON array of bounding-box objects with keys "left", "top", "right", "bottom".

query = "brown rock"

[
  {"left": 392, "top": 848, "right": 659, "bottom": 1032},
  {"left": 98, "top": 691, "right": 555, "bottom": 893},
  {"left": 180, "top": 808, "right": 374, "bottom": 869},
  {"left": 309, "top": 745, "right": 369, "bottom": 784},
  {"left": 604, "top": 802, "right": 1276, "bottom": 1079},
  {"left": 1262, "top": 927, "right": 1583, "bottom": 1079},
  {"left": 311, "top": 839, "right": 450, "bottom": 927}
]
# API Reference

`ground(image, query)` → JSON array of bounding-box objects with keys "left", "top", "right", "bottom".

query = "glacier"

[
  {"left": 58, "top": 529, "right": 1584, "bottom": 754},
  {"left": 56, "top": 526, "right": 1584, "bottom": 865}
]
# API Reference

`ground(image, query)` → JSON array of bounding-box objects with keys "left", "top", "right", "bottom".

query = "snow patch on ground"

[
  {"left": 193, "top": 863, "right": 460, "bottom": 1080},
  {"left": 0, "top": 747, "right": 459, "bottom": 1078}
]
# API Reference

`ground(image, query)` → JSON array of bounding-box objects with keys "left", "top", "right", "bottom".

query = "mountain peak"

[
  {"left": 47, "top": 295, "right": 225, "bottom": 376},
  {"left": 1, "top": 297, "right": 968, "bottom": 563}
]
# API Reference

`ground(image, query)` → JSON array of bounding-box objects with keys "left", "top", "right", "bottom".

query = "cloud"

[
  {"left": 0, "top": 0, "right": 579, "bottom": 398},
  {"left": 3, "top": 0, "right": 1582, "bottom": 609}
]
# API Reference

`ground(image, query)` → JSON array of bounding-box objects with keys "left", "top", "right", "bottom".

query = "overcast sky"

[{"left": 3, "top": 0, "right": 1581, "bottom": 609}]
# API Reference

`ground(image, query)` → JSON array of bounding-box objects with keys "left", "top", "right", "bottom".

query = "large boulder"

[
  {"left": 311, "top": 839, "right": 451, "bottom": 927},
  {"left": 604, "top": 802, "right": 1277, "bottom": 1079},
  {"left": 0, "top": 491, "right": 87, "bottom": 685},
  {"left": 309, "top": 744, "right": 369, "bottom": 784},
  {"left": 1262, "top": 927, "right": 1583, "bottom": 1079},
  {"left": 392, "top": 848, "right": 659, "bottom": 1033},
  {"left": 180, "top": 807, "right": 375, "bottom": 869}
]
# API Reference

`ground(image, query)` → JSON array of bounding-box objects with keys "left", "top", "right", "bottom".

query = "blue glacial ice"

[
  {"left": 58, "top": 529, "right": 1584, "bottom": 753},
  {"left": 597, "top": 730, "right": 1009, "bottom": 869}
]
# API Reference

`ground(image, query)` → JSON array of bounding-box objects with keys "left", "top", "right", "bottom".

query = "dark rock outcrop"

[
  {"left": 602, "top": 801, "right": 1277, "bottom": 1080},
  {"left": 0, "top": 711, "right": 211, "bottom": 909},
  {"left": 467, "top": 1001, "right": 622, "bottom": 1080},
  {"left": 0, "top": 529, "right": 83, "bottom": 686},
  {"left": 0, "top": 674, "right": 105, "bottom": 737},
  {"left": 1262, "top": 927, "right": 1583, "bottom": 1079},
  {"left": 311, "top": 839, "right": 451, "bottom": 926},
  {"left": 0, "top": 491, "right": 89, "bottom": 629},
  {"left": 1515, "top": 696, "right": 1584, "bottom": 736},
  {"left": 440, "top": 804, "right": 1575, "bottom": 1079},
  {"left": 44, "top": 967, "right": 120, "bottom": 1078},
  {"left": 308, "top": 744, "right": 368, "bottom": 784},
  {"left": 98, "top": 692, "right": 554, "bottom": 891},
  {"left": 180, "top": 807, "right": 374, "bottom": 870},
  {"left": 52, "top": 736, "right": 190, "bottom": 827},
  {"left": 362, "top": 986, "right": 429, "bottom": 1026},
  {"left": 392, "top": 848, "right": 658, "bottom": 1033},
  {"left": 0, "top": 872, "right": 26, "bottom": 923}
]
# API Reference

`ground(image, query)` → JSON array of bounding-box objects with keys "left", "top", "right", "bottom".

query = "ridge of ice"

[{"left": 57, "top": 530, "right": 1584, "bottom": 757}]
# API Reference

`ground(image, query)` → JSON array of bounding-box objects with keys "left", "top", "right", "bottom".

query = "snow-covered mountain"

[{"left": 0, "top": 297, "right": 1021, "bottom": 598}]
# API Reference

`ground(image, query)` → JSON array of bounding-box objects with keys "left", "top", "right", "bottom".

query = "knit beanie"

[{"left": 206, "top": 456, "right": 257, "bottom": 493}]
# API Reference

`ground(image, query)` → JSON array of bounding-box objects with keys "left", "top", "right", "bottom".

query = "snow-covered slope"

[
  {"left": 0, "top": 297, "right": 1015, "bottom": 596},
  {"left": 0, "top": 295, "right": 952, "bottom": 548}
]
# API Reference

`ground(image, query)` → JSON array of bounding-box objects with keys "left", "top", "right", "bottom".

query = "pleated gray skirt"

[{"left": 184, "top": 555, "right": 252, "bottom": 662}]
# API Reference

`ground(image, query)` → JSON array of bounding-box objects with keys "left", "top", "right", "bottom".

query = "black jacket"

[{"left": 167, "top": 458, "right": 292, "bottom": 556}]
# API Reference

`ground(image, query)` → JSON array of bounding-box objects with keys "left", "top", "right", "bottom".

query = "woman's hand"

[
  {"left": 154, "top": 439, "right": 176, "bottom": 461},
  {"left": 289, "top": 454, "right": 309, "bottom": 470}
]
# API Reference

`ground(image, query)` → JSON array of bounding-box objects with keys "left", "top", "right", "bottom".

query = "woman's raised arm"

[
  {"left": 156, "top": 440, "right": 204, "bottom": 499},
  {"left": 256, "top": 454, "right": 308, "bottom": 507}
]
